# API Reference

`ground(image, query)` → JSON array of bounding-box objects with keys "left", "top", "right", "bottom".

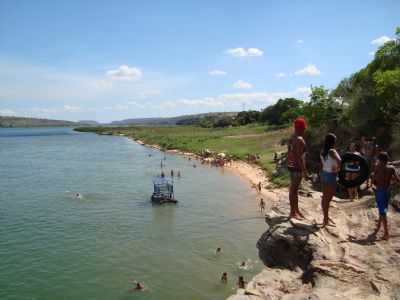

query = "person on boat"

[
  {"left": 320, "top": 133, "right": 341, "bottom": 227},
  {"left": 372, "top": 152, "right": 400, "bottom": 240},
  {"left": 259, "top": 198, "right": 265, "bottom": 213},
  {"left": 237, "top": 276, "right": 246, "bottom": 289},
  {"left": 287, "top": 117, "right": 308, "bottom": 219},
  {"left": 221, "top": 272, "right": 228, "bottom": 283}
]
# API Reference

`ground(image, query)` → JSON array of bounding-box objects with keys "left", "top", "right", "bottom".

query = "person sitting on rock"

[{"left": 372, "top": 152, "right": 400, "bottom": 240}]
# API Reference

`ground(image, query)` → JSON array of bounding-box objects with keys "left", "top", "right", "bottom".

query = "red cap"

[{"left": 294, "top": 117, "right": 307, "bottom": 131}]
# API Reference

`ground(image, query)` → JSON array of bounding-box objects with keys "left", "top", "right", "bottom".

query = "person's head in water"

[
  {"left": 221, "top": 272, "right": 228, "bottom": 283},
  {"left": 216, "top": 247, "right": 221, "bottom": 253},
  {"left": 240, "top": 261, "right": 246, "bottom": 267},
  {"left": 322, "top": 133, "right": 337, "bottom": 159},
  {"left": 135, "top": 282, "right": 144, "bottom": 290},
  {"left": 293, "top": 117, "right": 307, "bottom": 136},
  {"left": 377, "top": 152, "right": 389, "bottom": 166}
]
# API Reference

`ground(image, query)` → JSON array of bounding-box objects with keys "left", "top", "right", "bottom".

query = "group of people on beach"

[{"left": 287, "top": 117, "right": 400, "bottom": 240}]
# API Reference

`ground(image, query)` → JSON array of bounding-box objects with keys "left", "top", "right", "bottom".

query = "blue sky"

[{"left": 0, "top": 0, "right": 398, "bottom": 122}]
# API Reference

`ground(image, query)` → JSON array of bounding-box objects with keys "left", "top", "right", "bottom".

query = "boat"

[{"left": 151, "top": 175, "right": 177, "bottom": 204}]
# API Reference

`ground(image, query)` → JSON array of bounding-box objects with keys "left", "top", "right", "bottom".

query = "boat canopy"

[{"left": 153, "top": 176, "right": 174, "bottom": 194}]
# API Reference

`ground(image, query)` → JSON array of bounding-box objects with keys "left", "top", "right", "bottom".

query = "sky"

[{"left": 0, "top": 0, "right": 399, "bottom": 123}]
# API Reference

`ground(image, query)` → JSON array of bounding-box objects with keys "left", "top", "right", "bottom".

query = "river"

[{"left": 0, "top": 127, "right": 267, "bottom": 300}]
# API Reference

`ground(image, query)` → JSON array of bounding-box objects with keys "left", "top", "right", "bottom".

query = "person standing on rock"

[
  {"left": 320, "top": 133, "right": 341, "bottom": 227},
  {"left": 287, "top": 117, "right": 308, "bottom": 219},
  {"left": 372, "top": 152, "right": 400, "bottom": 240}
]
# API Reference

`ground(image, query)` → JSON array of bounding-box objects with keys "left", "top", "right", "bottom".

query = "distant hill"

[
  {"left": 110, "top": 112, "right": 238, "bottom": 126},
  {"left": 0, "top": 116, "right": 99, "bottom": 128}
]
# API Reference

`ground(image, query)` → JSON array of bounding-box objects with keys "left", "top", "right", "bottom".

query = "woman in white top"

[{"left": 320, "top": 133, "right": 341, "bottom": 227}]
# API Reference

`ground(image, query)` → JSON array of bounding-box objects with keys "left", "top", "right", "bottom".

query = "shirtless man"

[
  {"left": 287, "top": 117, "right": 308, "bottom": 219},
  {"left": 259, "top": 198, "right": 265, "bottom": 213},
  {"left": 372, "top": 152, "right": 400, "bottom": 240}
]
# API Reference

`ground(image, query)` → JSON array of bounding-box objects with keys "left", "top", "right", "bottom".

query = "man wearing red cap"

[{"left": 287, "top": 117, "right": 308, "bottom": 219}]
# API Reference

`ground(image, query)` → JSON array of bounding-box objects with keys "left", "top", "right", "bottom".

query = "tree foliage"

[{"left": 260, "top": 98, "right": 304, "bottom": 125}]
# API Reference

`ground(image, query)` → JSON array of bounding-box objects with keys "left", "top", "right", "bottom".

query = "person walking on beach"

[
  {"left": 287, "top": 117, "right": 308, "bottom": 219},
  {"left": 259, "top": 198, "right": 265, "bottom": 213},
  {"left": 320, "top": 133, "right": 341, "bottom": 227},
  {"left": 372, "top": 152, "right": 400, "bottom": 240}
]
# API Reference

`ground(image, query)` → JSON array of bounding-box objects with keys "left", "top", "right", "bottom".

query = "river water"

[{"left": 0, "top": 127, "right": 267, "bottom": 300}]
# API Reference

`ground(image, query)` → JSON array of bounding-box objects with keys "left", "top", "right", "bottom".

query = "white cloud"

[
  {"left": 0, "top": 109, "right": 16, "bottom": 116},
  {"left": 127, "top": 100, "right": 145, "bottom": 108},
  {"left": 371, "top": 36, "right": 393, "bottom": 46},
  {"left": 226, "top": 47, "right": 263, "bottom": 57},
  {"left": 294, "top": 64, "right": 321, "bottom": 76},
  {"left": 209, "top": 70, "right": 227, "bottom": 76},
  {"left": 297, "top": 39, "right": 304, "bottom": 44},
  {"left": 233, "top": 80, "right": 253, "bottom": 89},
  {"left": 369, "top": 51, "right": 375, "bottom": 56},
  {"left": 275, "top": 72, "right": 286, "bottom": 78},
  {"left": 63, "top": 105, "right": 81, "bottom": 112},
  {"left": 106, "top": 65, "right": 143, "bottom": 81},
  {"left": 159, "top": 86, "right": 311, "bottom": 110}
]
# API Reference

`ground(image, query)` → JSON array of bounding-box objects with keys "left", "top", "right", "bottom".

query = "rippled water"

[{"left": 0, "top": 127, "right": 267, "bottom": 300}]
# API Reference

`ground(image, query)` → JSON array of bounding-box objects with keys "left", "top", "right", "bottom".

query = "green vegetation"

[{"left": 76, "top": 125, "right": 291, "bottom": 186}]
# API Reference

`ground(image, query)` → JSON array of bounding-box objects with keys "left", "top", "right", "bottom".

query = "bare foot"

[{"left": 296, "top": 210, "right": 305, "bottom": 219}]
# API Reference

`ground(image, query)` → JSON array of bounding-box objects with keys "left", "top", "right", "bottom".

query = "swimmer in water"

[
  {"left": 216, "top": 247, "right": 222, "bottom": 254},
  {"left": 131, "top": 281, "right": 145, "bottom": 291},
  {"left": 221, "top": 272, "right": 228, "bottom": 283},
  {"left": 240, "top": 261, "right": 246, "bottom": 267},
  {"left": 76, "top": 193, "right": 82, "bottom": 199},
  {"left": 237, "top": 276, "right": 246, "bottom": 289}
]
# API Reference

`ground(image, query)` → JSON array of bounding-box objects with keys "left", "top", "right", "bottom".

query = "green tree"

[{"left": 260, "top": 98, "right": 304, "bottom": 125}]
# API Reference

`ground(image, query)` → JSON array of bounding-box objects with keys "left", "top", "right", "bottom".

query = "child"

[
  {"left": 372, "top": 152, "right": 400, "bottom": 240},
  {"left": 237, "top": 276, "right": 246, "bottom": 289},
  {"left": 259, "top": 198, "right": 265, "bottom": 213},
  {"left": 221, "top": 272, "right": 228, "bottom": 283}
]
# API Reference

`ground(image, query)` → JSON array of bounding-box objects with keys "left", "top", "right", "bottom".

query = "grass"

[{"left": 76, "top": 124, "right": 291, "bottom": 186}]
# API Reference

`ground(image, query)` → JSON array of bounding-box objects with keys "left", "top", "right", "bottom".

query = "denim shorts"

[
  {"left": 375, "top": 188, "right": 390, "bottom": 216},
  {"left": 321, "top": 171, "right": 337, "bottom": 186}
]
